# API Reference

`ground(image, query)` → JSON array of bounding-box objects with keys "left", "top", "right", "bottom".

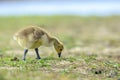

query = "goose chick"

[{"left": 13, "top": 26, "right": 64, "bottom": 60}]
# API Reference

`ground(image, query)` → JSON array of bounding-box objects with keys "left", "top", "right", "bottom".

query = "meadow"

[{"left": 0, "top": 15, "right": 120, "bottom": 80}]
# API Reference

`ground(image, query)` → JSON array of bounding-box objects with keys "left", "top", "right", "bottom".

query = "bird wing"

[{"left": 33, "top": 28, "right": 45, "bottom": 40}]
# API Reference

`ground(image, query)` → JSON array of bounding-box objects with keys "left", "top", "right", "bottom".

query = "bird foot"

[
  {"left": 36, "top": 57, "right": 41, "bottom": 60},
  {"left": 22, "top": 58, "right": 26, "bottom": 61}
]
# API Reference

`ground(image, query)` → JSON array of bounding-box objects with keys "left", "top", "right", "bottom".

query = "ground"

[{"left": 0, "top": 15, "right": 120, "bottom": 80}]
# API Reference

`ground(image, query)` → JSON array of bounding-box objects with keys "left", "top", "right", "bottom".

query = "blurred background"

[
  {"left": 0, "top": 0, "right": 120, "bottom": 16},
  {"left": 0, "top": 0, "right": 120, "bottom": 80},
  {"left": 0, "top": 0, "right": 120, "bottom": 54}
]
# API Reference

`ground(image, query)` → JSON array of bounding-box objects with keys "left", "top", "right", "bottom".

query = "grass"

[{"left": 0, "top": 15, "right": 120, "bottom": 80}]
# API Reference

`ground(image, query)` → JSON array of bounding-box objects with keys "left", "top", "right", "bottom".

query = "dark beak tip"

[{"left": 58, "top": 53, "right": 61, "bottom": 58}]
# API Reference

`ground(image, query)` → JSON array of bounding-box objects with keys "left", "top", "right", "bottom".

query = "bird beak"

[{"left": 58, "top": 52, "right": 61, "bottom": 58}]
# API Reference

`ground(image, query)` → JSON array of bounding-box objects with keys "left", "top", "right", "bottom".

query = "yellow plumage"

[{"left": 13, "top": 26, "right": 64, "bottom": 60}]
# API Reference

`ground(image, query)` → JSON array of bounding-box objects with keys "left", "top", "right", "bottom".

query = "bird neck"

[
  {"left": 50, "top": 36, "right": 59, "bottom": 45},
  {"left": 45, "top": 33, "right": 59, "bottom": 46}
]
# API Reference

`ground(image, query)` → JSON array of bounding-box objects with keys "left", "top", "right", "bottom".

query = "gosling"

[{"left": 13, "top": 26, "right": 64, "bottom": 60}]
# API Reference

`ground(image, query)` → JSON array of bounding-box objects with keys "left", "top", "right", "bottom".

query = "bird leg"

[
  {"left": 22, "top": 49, "right": 28, "bottom": 60},
  {"left": 35, "top": 48, "right": 41, "bottom": 59}
]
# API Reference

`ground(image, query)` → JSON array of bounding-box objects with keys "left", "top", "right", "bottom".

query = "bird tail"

[{"left": 13, "top": 34, "right": 17, "bottom": 40}]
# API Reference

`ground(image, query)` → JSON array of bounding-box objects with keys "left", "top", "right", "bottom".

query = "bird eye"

[
  {"left": 58, "top": 46, "right": 62, "bottom": 51},
  {"left": 60, "top": 48, "right": 62, "bottom": 51}
]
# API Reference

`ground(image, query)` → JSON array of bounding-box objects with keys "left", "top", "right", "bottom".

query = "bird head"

[{"left": 53, "top": 39, "right": 64, "bottom": 58}]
